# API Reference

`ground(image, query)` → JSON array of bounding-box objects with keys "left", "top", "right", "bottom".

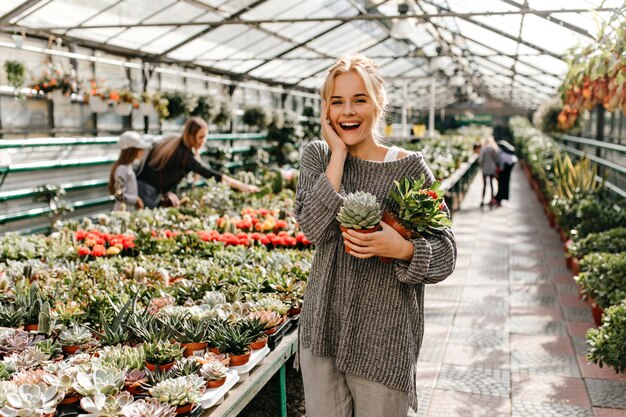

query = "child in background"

[
  {"left": 109, "top": 131, "right": 152, "bottom": 211},
  {"left": 477, "top": 139, "right": 498, "bottom": 207}
]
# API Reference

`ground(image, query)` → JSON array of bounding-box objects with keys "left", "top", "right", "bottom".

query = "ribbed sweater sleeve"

[{"left": 295, "top": 142, "right": 347, "bottom": 245}]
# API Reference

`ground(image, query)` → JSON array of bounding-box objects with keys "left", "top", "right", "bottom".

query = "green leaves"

[
  {"left": 387, "top": 175, "right": 451, "bottom": 235},
  {"left": 586, "top": 300, "right": 626, "bottom": 373}
]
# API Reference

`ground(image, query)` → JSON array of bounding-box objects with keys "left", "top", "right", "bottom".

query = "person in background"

[
  {"left": 109, "top": 131, "right": 152, "bottom": 211},
  {"left": 477, "top": 139, "right": 498, "bottom": 207},
  {"left": 494, "top": 140, "right": 518, "bottom": 207},
  {"left": 295, "top": 54, "right": 456, "bottom": 417},
  {"left": 136, "top": 117, "right": 259, "bottom": 209}
]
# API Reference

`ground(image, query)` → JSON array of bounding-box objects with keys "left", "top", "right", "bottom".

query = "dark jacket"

[{"left": 136, "top": 142, "right": 222, "bottom": 193}]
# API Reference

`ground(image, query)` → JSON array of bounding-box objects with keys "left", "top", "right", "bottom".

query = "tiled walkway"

[{"left": 410, "top": 165, "right": 626, "bottom": 417}]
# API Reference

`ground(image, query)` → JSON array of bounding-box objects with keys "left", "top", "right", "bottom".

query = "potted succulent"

[
  {"left": 58, "top": 324, "right": 93, "bottom": 354},
  {"left": 79, "top": 391, "right": 132, "bottom": 416},
  {"left": 164, "top": 313, "right": 209, "bottom": 358},
  {"left": 336, "top": 191, "right": 382, "bottom": 252},
  {"left": 247, "top": 310, "right": 283, "bottom": 336},
  {"left": 121, "top": 398, "right": 177, "bottom": 417},
  {"left": 380, "top": 175, "right": 451, "bottom": 263},
  {"left": 123, "top": 369, "right": 147, "bottom": 396},
  {"left": 0, "top": 304, "right": 27, "bottom": 329},
  {"left": 149, "top": 375, "right": 204, "bottom": 415},
  {"left": 238, "top": 317, "right": 268, "bottom": 350},
  {"left": 143, "top": 341, "right": 184, "bottom": 372},
  {"left": 72, "top": 367, "right": 125, "bottom": 398},
  {"left": 98, "top": 345, "right": 146, "bottom": 371},
  {"left": 0, "top": 383, "right": 63, "bottom": 417},
  {"left": 200, "top": 360, "right": 229, "bottom": 388},
  {"left": 213, "top": 325, "right": 255, "bottom": 367}
]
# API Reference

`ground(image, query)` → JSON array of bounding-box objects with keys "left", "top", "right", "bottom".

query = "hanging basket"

[
  {"left": 89, "top": 96, "right": 108, "bottom": 113},
  {"left": 115, "top": 102, "right": 133, "bottom": 116},
  {"left": 139, "top": 102, "right": 155, "bottom": 116},
  {"left": 51, "top": 89, "right": 72, "bottom": 105}
]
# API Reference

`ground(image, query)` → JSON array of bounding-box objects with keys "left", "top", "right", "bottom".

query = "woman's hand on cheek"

[
  {"left": 342, "top": 221, "right": 414, "bottom": 260},
  {"left": 320, "top": 101, "right": 347, "bottom": 155}
]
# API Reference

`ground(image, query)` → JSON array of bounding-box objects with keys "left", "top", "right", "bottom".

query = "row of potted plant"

[{"left": 511, "top": 117, "right": 626, "bottom": 374}]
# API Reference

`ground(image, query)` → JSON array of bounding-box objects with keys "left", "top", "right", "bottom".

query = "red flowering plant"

[
  {"left": 385, "top": 174, "right": 451, "bottom": 237},
  {"left": 217, "top": 207, "right": 290, "bottom": 234},
  {"left": 31, "top": 63, "right": 78, "bottom": 97},
  {"left": 75, "top": 229, "right": 136, "bottom": 258}
]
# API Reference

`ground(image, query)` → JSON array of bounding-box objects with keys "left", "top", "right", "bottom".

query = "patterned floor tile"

[
  {"left": 576, "top": 356, "right": 626, "bottom": 381},
  {"left": 449, "top": 328, "right": 508, "bottom": 349},
  {"left": 435, "top": 364, "right": 510, "bottom": 397},
  {"left": 510, "top": 291, "right": 558, "bottom": 307},
  {"left": 572, "top": 337, "right": 589, "bottom": 355},
  {"left": 512, "top": 400, "right": 594, "bottom": 417},
  {"left": 511, "top": 334, "right": 575, "bottom": 356},
  {"left": 510, "top": 254, "right": 546, "bottom": 268},
  {"left": 593, "top": 408, "right": 626, "bottom": 417},
  {"left": 511, "top": 352, "right": 581, "bottom": 377},
  {"left": 510, "top": 269, "right": 552, "bottom": 284},
  {"left": 512, "top": 374, "right": 591, "bottom": 408},
  {"left": 557, "top": 283, "right": 582, "bottom": 295},
  {"left": 585, "top": 379, "right": 626, "bottom": 408},
  {"left": 425, "top": 390, "right": 510, "bottom": 417},
  {"left": 417, "top": 343, "right": 446, "bottom": 363},
  {"left": 511, "top": 315, "right": 567, "bottom": 336},
  {"left": 456, "top": 305, "right": 510, "bottom": 317},
  {"left": 511, "top": 306, "right": 563, "bottom": 321},
  {"left": 567, "top": 321, "right": 597, "bottom": 338},
  {"left": 563, "top": 306, "right": 595, "bottom": 323},
  {"left": 425, "top": 285, "right": 463, "bottom": 301},
  {"left": 443, "top": 345, "right": 510, "bottom": 369}
]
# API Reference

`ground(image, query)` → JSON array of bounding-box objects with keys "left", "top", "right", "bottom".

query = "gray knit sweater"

[{"left": 295, "top": 141, "right": 457, "bottom": 408}]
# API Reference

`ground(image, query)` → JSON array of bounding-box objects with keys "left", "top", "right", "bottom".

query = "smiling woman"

[{"left": 295, "top": 55, "right": 457, "bottom": 417}]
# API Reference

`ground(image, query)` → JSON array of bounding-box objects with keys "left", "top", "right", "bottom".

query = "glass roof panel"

[
  {"left": 362, "top": 39, "right": 411, "bottom": 58},
  {"left": 439, "top": 17, "right": 520, "bottom": 55},
  {"left": 249, "top": 58, "right": 332, "bottom": 79},
  {"left": 0, "top": 0, "right": 28, "bottom": 15},
  {"left": 15, "top": 0, "right": 120, "bottom": 28},
  {"left": 306, "top": 20, "right": 388, "bottom": 56},
  {"left": 143, "top": 2, "right": 216, "bottom": 24},
  {"left": 471, "top": 14, "right": 522, "bottom": 38},
  {"left": 194, "top": 28, "right": 294, "bottom": 61},
  {"left": 262, "top": 21, "right": 343, "bottom": 44},
  {"left": 82, "top": 0, "right": 176, "bottom": 27},
  {"left": 446, "top": 0, "right": 519, "bottom": 12},
  {"left": 282, "top": 48, "right": 322, "bottom": 59},
  {"left": 517, "top": 54, "right": 568, "bottom": 76},
  {"left": 140, "top": 26, "right": 209, "bottom": 54},
  {"left": 108, "top": 26, "right": 177, "bottom": 50},
  {"left": 520, "top": 15, "right": 586, "bottom": 55},
  {"left": 197, "top": 0, "right": 260, "bottom": 15},
  {"left": 165, "top": 24, "right": 249, "bottom": 61},
  {"left": 66, "top": 27, "right": 126, "bottom": 44},
  {"left": 473, "top": 56, "right": 513, "bottom": 76},
  {"left": 210, "top": 59, "right": 268, "bottom": 73}
]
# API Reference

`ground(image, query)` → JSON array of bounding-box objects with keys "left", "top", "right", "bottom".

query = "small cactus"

[{"left": 336, "top": 191, "right": 381, "bottom": 230}]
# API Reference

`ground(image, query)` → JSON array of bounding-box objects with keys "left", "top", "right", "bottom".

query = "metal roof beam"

[
  {"left": 240, "top": 0, "right": 393, "bottom": 77},
  {"left": 3, "top": 7, "right": 617, "bottom": 30},
  {"left": 420, "top": 0, "right": 565, "bottom": 60},
  {"left": 497, "top": 0, "right": 595, "bottom": 39},
  {"left": 155, "top": 0, "right": 270, "bottom": 59},
  {"left": 0, "top": 0, "right": 49, "bottom": 24}
]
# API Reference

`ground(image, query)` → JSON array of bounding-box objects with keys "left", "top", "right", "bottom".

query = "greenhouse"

[{"left": 0, "top": 1, "right": 625, "bottom": 416}]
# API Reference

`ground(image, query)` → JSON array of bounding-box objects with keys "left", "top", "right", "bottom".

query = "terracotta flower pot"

[
  {"left": 182, "top": 342, "right": 207, "bottom": 358},
  {"left": 62, "top": 345, "right": 80, "bottom": 355},
  {"left": 229, "top": 348, "right": 252, "bottom": 367},
  {"left": 571, "top": 257, "right": 580, "bottom": 276},
  {"left": 588, "top": 297, "right": 604, "bottom": 326},
  {"left": 124, "top": 384, "right": 144, "bottom": 396},
  {"left": 249, "top": 334, "right": 268, "bottom": 350},
  {"left": 145, "top": 361, "right": 175, "bottom": 372},
  {"left": 206, "top": 377, "right": 226, "bottom": 388},
  {"left": 175, "top": 403, "right": 193, "bottom": 415},
  {"left": 288, "top": 307, "right": 301, "bottom": 317},
  {"left": 60, "top": 393, "right": 81, "bottom": 405},
  {"left": 208, "top": 346, "right": 221, "bottom": 355},
  {"left": 339, "top": 224, "right": 381, "bottom": 253},
  {"left": 24, "top": 323, "right": 38, "bottom": 332},
  {"left": 379, "top": 211, "right": 412, "bottom": 263}
]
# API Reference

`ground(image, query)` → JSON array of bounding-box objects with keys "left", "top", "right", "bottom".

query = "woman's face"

[
  {"left": 193, "top": 128, "right": 207, "bottom": 149},
  {"left": 328, "top": 71, "right": 375, "bottom": 147}
]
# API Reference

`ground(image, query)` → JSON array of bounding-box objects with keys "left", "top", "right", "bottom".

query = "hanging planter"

[
  {"left": 51, "top": 89, "right": 72, "bottom": 105},
  {"left": 139, "top": 102, "right": 155, "bottom": 116},
  {"left": 89, "top": 95, "right": 108, "bottom": 113},
  {"left": 115, "top": 102, "right": 133, "bottom": 116}
]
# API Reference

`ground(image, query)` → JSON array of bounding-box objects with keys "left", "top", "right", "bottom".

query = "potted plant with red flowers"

[
  {"left": 336, "top": 191, "right": 382, "bottom": 252},
  {"left": 380, "top": 175, "right": 451, "bottom": 263}
]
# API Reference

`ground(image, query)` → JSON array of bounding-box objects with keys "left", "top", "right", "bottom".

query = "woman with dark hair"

[{"left": 137, "top": 117, "right": 259, "bottom": 208}]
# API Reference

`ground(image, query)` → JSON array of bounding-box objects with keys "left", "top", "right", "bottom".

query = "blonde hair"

[
  {"left": 321, "top": 54, "right": 388, "bottom": 132},
  {"left": 149, "top": 117, "right": 207, "bottom": 171}
]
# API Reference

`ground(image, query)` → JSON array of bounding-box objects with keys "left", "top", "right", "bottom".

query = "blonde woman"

[
  {"left": 137, "top": 117, "right": 259, "bottom": 208},
  {"left": 295, "top": 55, "right": 457, "bottom": 417}
]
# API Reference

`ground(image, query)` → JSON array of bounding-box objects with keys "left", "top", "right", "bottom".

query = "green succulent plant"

[
  {"left": 0, "top": 382, "right": 63, "bottom": 417},
  {"left": 58, "top": 324, "right": 93, "bottom": 346},
  {"left": 73, "top": 367, "right": 125, "bottom": 398},
  {"left": 143, "top": 341, "right": 183, "bottom": 366},
  {"left": 0, "top": 304, "right": 27, "bottom": 328},
  {"left": 120, "top": 398, "right": 177, "bottom": 417},
  {"left": 149, "top": 375, "right": 204, "bottom": 407},
  {"left": 79, "top": 391, "right": 133, "bottom": 417},
  {"left": 336, "top": 191, "right": 381, "bottom": 230}
]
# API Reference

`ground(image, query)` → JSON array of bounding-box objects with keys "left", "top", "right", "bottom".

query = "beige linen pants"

[{"left": 300, "top": 347, "right": 409, "bottom": 417}]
